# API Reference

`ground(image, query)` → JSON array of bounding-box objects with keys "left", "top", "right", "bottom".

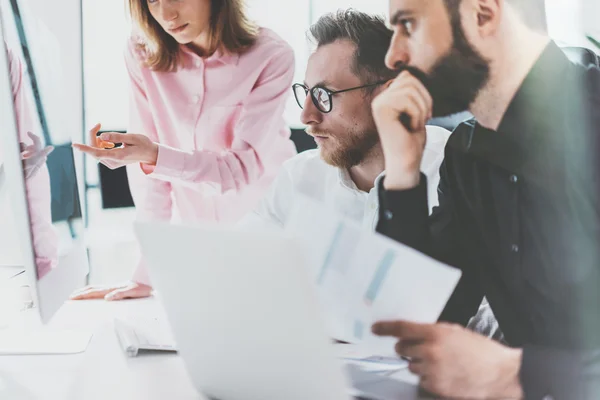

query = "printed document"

[{"left": 285, "top": 194, "right": 462, "bottom": 356}]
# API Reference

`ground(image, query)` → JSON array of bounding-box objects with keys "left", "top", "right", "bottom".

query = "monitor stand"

[{"left": 0, "top": 271, "right": 92, "bottom": 355}]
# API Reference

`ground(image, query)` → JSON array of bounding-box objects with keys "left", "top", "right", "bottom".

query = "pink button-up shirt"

[
  {"left": 6, "top": 46, "right": 58, "bottom": 280},
  {"left": 125, "top": 28, "right": 297, "bottom": 284}
]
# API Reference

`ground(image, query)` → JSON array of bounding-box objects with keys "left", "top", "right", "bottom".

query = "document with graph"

[{"left": 285, "top": 194, "right": 462, "bottom": 356}]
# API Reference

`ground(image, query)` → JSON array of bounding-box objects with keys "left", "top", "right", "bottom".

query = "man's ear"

[
  {"left": 474, "top": 0, "right": 503, "bottom": 37},
  {"left": 370, "top": 80, "right": 393, "bottom": 98},
  {"left": 384, "top": 79, "right": 395, "bottom": 89}
]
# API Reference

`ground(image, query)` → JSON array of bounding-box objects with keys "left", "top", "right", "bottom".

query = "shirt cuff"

[
  {"left": 377, "top": 173, "right": 430, "bottom": 251},
  {"left": 144, "top": 143, "right": 186, "bottom": 179}
]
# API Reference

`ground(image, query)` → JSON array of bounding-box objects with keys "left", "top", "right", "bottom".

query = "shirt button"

[
  {"left": 511, "top": 244, "right": 520, "bottom": 253},
  {"left": 542, "top": 395, "right": 554, "bottom": 400},
  {"left": 195, "top": 59, "right": 202, "bottom": 68},
  {"left": 192, "top": 95, "right": 201, "bottom": 104},
  {"left": 370, "top": 203, "right": 377, "bottom": 210},
  {"left": 383, "top": 210, "right": 393, "bottom": 220},
  {"left": 510, "top": 174, "right": 519, "bottom": 184}
]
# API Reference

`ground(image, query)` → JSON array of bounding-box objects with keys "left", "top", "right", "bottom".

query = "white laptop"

[{"left": 134, "top": 221, "right": 423, "bottom": 400}]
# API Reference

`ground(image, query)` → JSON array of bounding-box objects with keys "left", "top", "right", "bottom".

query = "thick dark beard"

[
  {"left": 321, "top": 129, "right": 379, "bottom": 169},
  {"left": 393, "top": 11, "right": 490, "bottom": 118},
  {"left": 427, "top": 13, "right": 491, "bottom": 117}
]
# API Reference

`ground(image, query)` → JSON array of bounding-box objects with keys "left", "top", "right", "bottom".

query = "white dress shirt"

[{"left": 239, "top": 125, "right": 451, "bottom": 231}]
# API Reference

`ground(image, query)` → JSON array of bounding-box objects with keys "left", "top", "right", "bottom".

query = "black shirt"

[{"left": 377, "top": 42, "right": 600, "bottom": 399}]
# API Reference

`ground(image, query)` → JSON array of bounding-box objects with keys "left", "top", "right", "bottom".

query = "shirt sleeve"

[
  {"left": 124, "top": 43, "right": 174, "bottom": 285},
  {"left": 377, "top": 155, "right": 483, "bottom": 326},
  {"left": 520, "top": 346, "right": 600, "bottom": 400},
  {"left": 517, "top": 63, "right": 600, "bottom": 400},
  {"left": 141, "top": 45, "right": 296, "bottom": 194}
]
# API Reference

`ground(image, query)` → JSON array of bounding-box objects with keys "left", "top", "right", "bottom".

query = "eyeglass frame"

[{"left": 291, "top": 80, "right": 388, "bottom": 113}]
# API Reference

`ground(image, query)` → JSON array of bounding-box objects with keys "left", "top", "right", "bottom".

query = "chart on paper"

[{"left": 286, "top": 194, "right": 462, "bottom": 356}]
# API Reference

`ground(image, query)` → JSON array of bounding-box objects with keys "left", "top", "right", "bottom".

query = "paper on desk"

[{"left": 285, "top": 194, "right": 462, "bottom": 357}]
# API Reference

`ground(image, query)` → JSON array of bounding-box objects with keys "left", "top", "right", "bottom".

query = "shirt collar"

[
  {"left": 206, "top": 47, "right": 240, "bottom": 66},
  {"left": 180, "top": 45, "right": 240, "bottom": 67},
  {"left": 497, "top": 41, "right": 571, "bottom": 136},
  {"left": 338, "top": 168, "right": 357, "bottom": 191},
  {"left": 337, "top": 168, "right": 386, "bottom": 195},
  {"left": 373, "top": 171, "right": 386, "bottom": 192}
]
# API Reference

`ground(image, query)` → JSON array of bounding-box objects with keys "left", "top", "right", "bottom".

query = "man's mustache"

[{"left": 391, "top": 64, "right": 432, "bottom": 93}]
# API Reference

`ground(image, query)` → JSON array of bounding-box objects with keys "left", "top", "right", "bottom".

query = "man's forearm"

[{"left": 376, "top": 173, "right": 431, "bottom": 253}]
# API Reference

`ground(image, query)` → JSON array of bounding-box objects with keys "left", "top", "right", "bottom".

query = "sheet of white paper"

[{"left": 285, "top": 194, "right": 462, "bottom": 356}]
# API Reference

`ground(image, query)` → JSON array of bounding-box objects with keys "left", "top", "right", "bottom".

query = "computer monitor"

[{"left": 0, "top": 0, "right": 89, "bottom": 329}]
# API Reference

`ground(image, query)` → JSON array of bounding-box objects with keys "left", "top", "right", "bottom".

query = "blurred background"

[{"left": 5, "top": 0, "right": 598, "bottom": 285}]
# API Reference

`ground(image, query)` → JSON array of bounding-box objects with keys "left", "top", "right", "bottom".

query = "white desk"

[
  {"left": 0, "top": 298, "right": 203, "bottom": 400},
  {"left": 0, "top": 297, "right": 420, "bottom": 400}
]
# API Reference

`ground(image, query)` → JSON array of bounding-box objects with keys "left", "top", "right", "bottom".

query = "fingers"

[
  {"left": 72, "top": 143, "right": 130, "bottom": 161},
  {"left": 105, "top": 285, "right": 152, "bottom": 301},
  {"left": 88, "top": 123, "right": 102, "bottom": 146},
  {"left": 22, "top": 146, "right": 53, "bottom": 160},
  {"left": 407, "top": 359, "right": 426, "bottom": 376},
  {"left": 379, "top": 71, "right": 433, "bottom": 132},
  {"left": 396, "top": 340, "right": 431, "bottom": 379},
  {"left": 42, "top": 146, "right": 55, "bottom": 157},
  {"left": 70, "top": 286, "right": 114, "bottom": 300},
  {"left": 395, "top": 340, "right": 429, "bottom": 360},
  {"left": 26, "top": 131, "right": 42, "bottom": 148},
  {"left": 372, "top": 320, "right": 437, "bottom": 341},
  {"left": 98, "top": 140, "right": 116, "bottom": 149},
  {"left": 98, "top": 132, "right": 131, "bottom": 145},
  {"left": 104, "top": 288, "right": 132, "bottom": 301},
  {"left": 384, "top": 90, "right": 429, "bottom": 132},
  {"left": 72, "top": 144, "right": 107, "bottom": 158},
  {"left": 391, "top": 71, "right": 433, "bottom": 116}
]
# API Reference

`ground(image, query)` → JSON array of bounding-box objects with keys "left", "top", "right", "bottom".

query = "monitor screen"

[{"left": 0, "top": 0, "right": 87, "bottom": 322}]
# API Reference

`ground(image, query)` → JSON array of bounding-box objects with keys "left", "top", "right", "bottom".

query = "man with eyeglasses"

[
  {"left": 239, "top": 7, "right": 502, "bottom": 349},
  {"left": 239, "top": 9, "right": 450, "bottom": 233}
]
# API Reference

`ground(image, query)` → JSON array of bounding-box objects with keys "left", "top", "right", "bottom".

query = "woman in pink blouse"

[{"left": 71, "top": 0, "right": 296, "bottom": 300}]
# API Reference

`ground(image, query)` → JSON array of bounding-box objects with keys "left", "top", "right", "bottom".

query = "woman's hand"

[
  {"left": 72, "top": 123, "right": 158, "bottom": 170},
  {"left": 20, "top": 131, "right": 54, "bottom": 179},
  {"left": 70, "top": 281, "right": 153, "bottom": 301}
]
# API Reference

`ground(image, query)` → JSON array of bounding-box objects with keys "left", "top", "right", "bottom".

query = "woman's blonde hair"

[{"left": 128, "top": 0, "right": 258, "bottom": 72}]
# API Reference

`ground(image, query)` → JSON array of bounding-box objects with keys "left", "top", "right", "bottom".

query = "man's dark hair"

[
  {"left": 444, "top": 0, "right": 548, "bottom": 33},
  {"left": 308, "top": 9, "right": 397, "bottom": 90}
]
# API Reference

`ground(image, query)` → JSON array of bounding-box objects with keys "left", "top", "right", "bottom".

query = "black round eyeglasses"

[{"left": 292, "top": 81, "right": 387, "bottom": 113}]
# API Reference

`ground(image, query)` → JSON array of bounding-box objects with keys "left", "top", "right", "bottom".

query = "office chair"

[{"left": 562, "top": 46, "right": 600, "bottom": 68}]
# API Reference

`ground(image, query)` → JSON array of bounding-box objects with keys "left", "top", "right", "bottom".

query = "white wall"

[
  {"left": 546, "top": 0, "right": 600, "bottom": 52},
  {"left": 79, "top": 0, "right": 599, "bottom": 190}
]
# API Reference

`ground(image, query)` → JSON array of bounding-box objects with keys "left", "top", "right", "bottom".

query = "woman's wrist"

[{"left": 143, "top": 142, "right": 159, "bottom": 166}]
